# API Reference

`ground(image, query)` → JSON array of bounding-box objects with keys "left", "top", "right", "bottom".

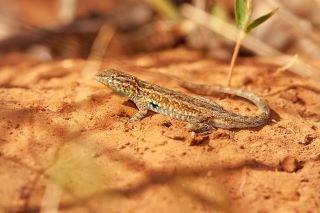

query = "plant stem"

[{"left": 227, "top": 31, "right": 244, "bottom": 87}]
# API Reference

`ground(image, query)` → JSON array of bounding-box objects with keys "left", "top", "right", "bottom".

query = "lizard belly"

[{"left": 147, "top": 102, "right": 197, "bottom": 122}]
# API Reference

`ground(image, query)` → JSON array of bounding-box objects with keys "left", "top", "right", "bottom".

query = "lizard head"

[{"left": 96, "top": 69, "right": 139, "bottom": 98}]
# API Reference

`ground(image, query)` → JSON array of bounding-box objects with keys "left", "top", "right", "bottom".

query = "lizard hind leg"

[{"left": 188, "top": 122, "right": 215, "bottom": 135}]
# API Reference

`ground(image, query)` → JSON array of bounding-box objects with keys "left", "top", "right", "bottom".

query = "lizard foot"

[{"left": 188, "top": 122, "right": 215, "bottom": 135}]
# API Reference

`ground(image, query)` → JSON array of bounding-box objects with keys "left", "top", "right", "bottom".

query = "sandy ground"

[{"left": 0, "top": 48, "right": 320, "bottom": 212}]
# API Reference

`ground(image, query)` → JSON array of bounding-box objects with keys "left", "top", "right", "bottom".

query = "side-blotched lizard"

[{"left": 96, "top": 69, "right": 270, "bottom": 133}]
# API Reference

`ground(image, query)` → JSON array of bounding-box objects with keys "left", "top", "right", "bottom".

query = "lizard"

[{"left": 96, "top": 69, "right": 271, "bottom": 133}]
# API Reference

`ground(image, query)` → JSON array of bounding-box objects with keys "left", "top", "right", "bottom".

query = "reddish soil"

[{"left": 0, "top": 48, "right": 319, "bottom": 212}]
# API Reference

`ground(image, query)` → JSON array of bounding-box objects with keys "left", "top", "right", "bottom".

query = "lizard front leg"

[{"left": 130, "top": 101, "right": 149, "bottom": 121}]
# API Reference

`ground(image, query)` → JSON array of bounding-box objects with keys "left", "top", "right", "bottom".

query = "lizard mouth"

[
  {"left": 95, "top": 75, "right": 104, "bottom": 83},
  {"left": 95, "top": 74, "right": 111, "bottom": 85}
]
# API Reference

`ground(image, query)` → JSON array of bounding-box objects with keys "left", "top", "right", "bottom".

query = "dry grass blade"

[
  {"left": 180, "top": 4, "right": 320, "bottom": 80},
  {"left": 82, "top": 23, "right": 115, "bottom": 78},
  {"left": 275, "top": 54, "right": 298, "bottom": 74},
  {"left": 57, "top": 0, "right": 77, "bottom": 24},
  {"left": 266, "top": 0, "right": 320, "bottom": 45},
  {"left": 76, "top": 23, "right": 115, "bottom": 102}
]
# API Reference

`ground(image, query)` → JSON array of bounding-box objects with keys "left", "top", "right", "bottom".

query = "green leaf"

[
  {"left": 245, "top": 8, "right": 279, "bottom": 33},
  {"left": 234, "top": 0, "right": 247, "bottom": 29}
]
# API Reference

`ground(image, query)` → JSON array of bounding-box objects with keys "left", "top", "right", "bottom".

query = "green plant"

[{"left": 227, "top": 0, "right": 278, "bottom": 86}]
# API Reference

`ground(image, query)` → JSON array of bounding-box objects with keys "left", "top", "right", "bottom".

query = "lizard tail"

[{"left": 179, "top": 81, "right": 271, "bottom": 128}]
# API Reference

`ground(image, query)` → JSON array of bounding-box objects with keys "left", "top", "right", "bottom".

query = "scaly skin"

[{"left": 96, "top": 69, "right": 270, "bottom": 133}]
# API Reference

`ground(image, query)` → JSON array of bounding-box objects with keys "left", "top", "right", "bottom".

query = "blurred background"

[{"left": 0, "top": 0, "right": 319, "bottom": 75}]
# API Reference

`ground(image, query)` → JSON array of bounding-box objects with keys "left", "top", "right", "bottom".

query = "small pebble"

[
  {"left": 280, "top": 156, "right": 302, "bottom": 173},
  {"left": 188, "top": 135, "right": 208, "bottom": 146}
]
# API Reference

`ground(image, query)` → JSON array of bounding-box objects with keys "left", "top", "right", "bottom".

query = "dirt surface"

[{"left": 0, "top": 48, "right": 320, "bottom": 212}]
